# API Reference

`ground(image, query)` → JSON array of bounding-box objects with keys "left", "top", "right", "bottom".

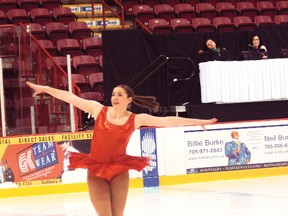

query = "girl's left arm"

[{"left": 135, "top": 113, "right": 217, "bottom": 130}]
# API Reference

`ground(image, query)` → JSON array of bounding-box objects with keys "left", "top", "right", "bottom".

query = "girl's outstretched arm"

[
  {"left": 26, "top": 81, "right": 103, "bottom": 117},
  {"left": 135, "top": 113, "right": 217, "bottom": 130}
]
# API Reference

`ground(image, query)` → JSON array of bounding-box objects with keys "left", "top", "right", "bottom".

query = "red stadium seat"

[
  {"left": 170, "top": 18, "right": 194, "bottom": 33},
  {"left": 7, "top": 9, "right": 31, "bottom": 24},
  {"left": 0, "top": 0, "right": 17, "bottom": 14},
  {"left": 88, "top": 72, "right": 104, "bottom": 95},
  {"left": 122, "top": 0, "right": 140, "bottom": 16},
  {"left": 216, "top": 2, "right": 238, "bottom": 20},
  {"left": 71, "top": 74, "right": 91, "bottom": 92},
  {"left": 52, "top": 7, "right": 78, "bottom": 26},
  {"left": 192, "top": 17, "right": 214, "bottom": 32},
  {"left": 256, "top": 1, "right": 278, "bottom": 20},
  {"left": 148, "top": 18, "right": 173, "bottom": 34},
  {"left": 17, "top": 0, "right": 40, "bottom": 13},
  {"left": 30, "top": 8, "right": 54, "bottom": 26},
  {"left": 61, "top": 74, "right": 90, "bottom": 90},
  {"left": 274, "top": 14, "right": 288, "bottom": 24},
  {"left": 37, "top": 39, "right": 58, "bottom": 56},
  {"left": 0, "top": 10, "right": 9, "bottom": 25},
  {"left": 213, "top": 17, "right": 236, "bottom": 32},
  {"left": 132, "top": 4, "right": 155, "bottom": 28},
  {"left": 276, "top": 1, "right": 288, "bottom": 15},
  {"left": 23, "top": 23, "right": 47, "bottom": 40},
  {"left": 174, "top": 3, "right": 196, "bottom": 20},
  {"left": 47, "top": 56, "right": 69, "bottom": 72},
  {"left": 254, "top": 15, "right": 275, "bottom": 26},
  {"left": 80, "top": 91, "right": 104, "bottom": 102},
  {"left": 45, "top": 22, "right": 70, "bottom": 45},
  {"left": 236, "top": 1, "right": 258, "bottom": 21},
  {"left": 39, "top": 0, "right": 61, "bottom": 12},
  {"left": 82, "top": 37, "right": 103, "bottom": 59},
  {"left": 68, "top": 21, "right": 94, "bottom": 44},
  {"left": 154, "top": 4, "right": 177, "bottom": 22},
  {"left": 72, "top": 55, "right": 101, "bottom": 79},
  {"left": 195, "top": 3, "right": 217, "bottom": 20},
  {"left": 57, "top": 38, "right": 82, "bottom": 58},
  {"left": 233, "top": 16, "right": 255, "bottom": 31}
]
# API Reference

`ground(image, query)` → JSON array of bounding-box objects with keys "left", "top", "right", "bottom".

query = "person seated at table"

[
  {"left": 247, "top": 34, "right": 269, "bottom": 60},
  {"left": 198, "top": 38, "right": 228, "bottom": 62}
]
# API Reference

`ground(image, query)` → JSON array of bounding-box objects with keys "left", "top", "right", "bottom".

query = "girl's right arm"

[{"left": 26, "top": 81, "right": 103, "bottom": 117}]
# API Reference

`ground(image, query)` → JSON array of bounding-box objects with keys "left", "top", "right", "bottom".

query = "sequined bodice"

[{"left": 89, "top": 106, "right": 135, "bottom": 162}]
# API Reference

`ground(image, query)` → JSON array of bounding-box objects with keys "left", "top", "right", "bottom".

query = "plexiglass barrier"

[{"left": 0, "top": 24, "right": 80, "bottom": 136}]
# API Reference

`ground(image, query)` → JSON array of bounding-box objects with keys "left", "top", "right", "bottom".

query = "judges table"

[{"left": 199, "top": 58, "right": 288, "bottom": 103}]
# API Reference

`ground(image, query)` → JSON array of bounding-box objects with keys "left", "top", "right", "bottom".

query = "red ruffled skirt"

[{"left": 68, "top": 152, "right": 150, "bottom": 182}]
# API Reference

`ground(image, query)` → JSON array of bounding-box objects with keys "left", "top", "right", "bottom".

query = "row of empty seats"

[
  {"left": 47, "top": 54, "right": 103, "bottom": 76},
  {"left": 45, "top": 52, "right": 104, "bottom": 95},
  {"left": 58, "top": 72, "right": 104, "bottom": 97},
  {"left": 45, "top": 55, "right": 104, "bottom": 101},
  {"left": 124, "top": 0, "right": 286, "bottom": 15},
  {"left": 132, "top": 1, "right": 288, "bottom": 28},
  {"left": 0, "top": 0, "right": 62, "bottom": 13},
  {"left": 34, "top": 37, "right": 102, "bottom": 59},
  {"left": 68, "top": 73, "right": 103, "bottom": 96},
  {"left": 0, "top": 7, "right": 77, "bottom": 26},
  {"left": 25, "top": 21, "right": 93, "bottom": 44},
  {"left": 147, "top": 14, "right": 288, "bottom": 34},
  {"left": 0, "top": 1, "right": 106, "bottom": 132}
]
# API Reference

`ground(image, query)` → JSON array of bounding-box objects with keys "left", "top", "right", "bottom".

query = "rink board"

[{"left": 1, "top": 119, "right": 288, "bottom": 198}]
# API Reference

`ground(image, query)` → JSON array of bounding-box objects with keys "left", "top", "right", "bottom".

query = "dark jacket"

[
  {"left": 4, "top": 167, "right": 14, "bottom": 182},
  {"left": 247, "top": 45, "right": 268, "bottom": 60},
  {"left": 202, "top": 48, "right": 228, "bottom": 62}
]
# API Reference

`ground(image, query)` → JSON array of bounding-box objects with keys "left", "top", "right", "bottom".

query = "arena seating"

[
  {"left": 148, "top": 18, "right": 173, "bottom": 34},
  {"left": 170, "top": 18, "right": 194, "bottom": 33},
  {"left": 2, "top": 0, "right": 288, "bottom": 135}
]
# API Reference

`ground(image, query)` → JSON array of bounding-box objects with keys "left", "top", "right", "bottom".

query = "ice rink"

[{"left": 0, "top": 175, "right": 287, "bottom": 216}]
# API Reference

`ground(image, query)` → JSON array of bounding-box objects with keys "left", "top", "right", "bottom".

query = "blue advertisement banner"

[
  {"left": 184, "top": 121, "right": 288, "bottom": 174},
  {"left": 140, "top": 128, "right": 159, "bottom": 187},
  {"left": 17, "top": 142, "right": 59, "bottom": 176}
]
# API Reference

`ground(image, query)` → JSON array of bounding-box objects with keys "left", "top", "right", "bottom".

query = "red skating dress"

[{"left": 68, "top": 106, "right": 150, "bottom": 181}]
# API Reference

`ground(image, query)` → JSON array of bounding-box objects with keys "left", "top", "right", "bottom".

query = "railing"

[
  {"left": 0, "top": 24, "right": 84, "bottom": 136},
  {"left": 21, "top": 23, "right": 83, "bottom": 132},
  {"left": 101, "top": 0, "right": 125, "bottom": 30},
  {"left": 133, "top": 18, "right": 152, "bottom": 34},
  {"left": 127, "top": 54, "right": 196, "bottom": 115},
  {"left": 73, "top": 0, "right": 125, "bottom": 29},
  {"left": 82, "top": 53, "right": 196, "bottom": 129},
  {"left": 127, "top": 54, "right": 195, "bottom": 88},
  {"left": 0, "top": 25, "right": 22, "bottom": 136}
]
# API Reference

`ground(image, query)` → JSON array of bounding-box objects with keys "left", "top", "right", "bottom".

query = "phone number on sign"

[
  {"left": 189, "top": 148, "right": 223, "bottom": 154},
  {"left": 265, "top": 143, "right": 288, "bottom": 149}
]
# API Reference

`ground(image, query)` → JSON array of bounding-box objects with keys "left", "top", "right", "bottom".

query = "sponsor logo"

[
  {"left": 96, "top": 19, "right": 120, "bottom": 26},
  {"left": 67, "top": 6, "right": 81, "bottom": 13},
  {"left": 17, "top": 142, "right": 58, "bottom": 176},
  {"left": 81, "top": 5, "right": 102, "bottom": 12},
  {"left": 141, "top": 128, "right": 158, "bottom": 176}
]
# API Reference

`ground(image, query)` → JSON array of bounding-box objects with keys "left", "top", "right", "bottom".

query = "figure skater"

[{"left": 26, "top": 81, "right": 217, "bottom": 216}]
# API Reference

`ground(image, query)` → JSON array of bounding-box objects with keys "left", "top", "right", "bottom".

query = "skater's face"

[{"left": 111, "top": 87, "right": 132, "bottom": 108}]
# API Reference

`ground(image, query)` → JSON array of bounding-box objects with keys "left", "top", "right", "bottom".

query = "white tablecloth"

[{"left": 199, "top": 59, "right": 288, "bottom": 103}]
